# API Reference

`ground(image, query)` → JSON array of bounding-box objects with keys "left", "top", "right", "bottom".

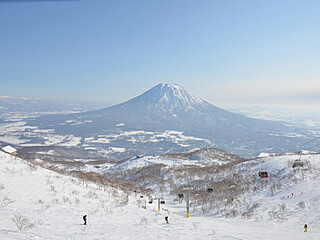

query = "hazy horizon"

[{"left": 1, "top": 83, "right": 320, "bottom": 130}]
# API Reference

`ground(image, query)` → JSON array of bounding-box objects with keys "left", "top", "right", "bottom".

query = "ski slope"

[{"left": 0, "top": 151, "right": 319, "bottom": 239}]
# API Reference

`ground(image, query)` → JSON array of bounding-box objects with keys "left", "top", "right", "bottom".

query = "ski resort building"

[{"left": 1, "top": 145, "right": 17, "bottom": 156}]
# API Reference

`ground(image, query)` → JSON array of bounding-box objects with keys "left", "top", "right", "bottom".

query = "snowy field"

[{"left": 1, "top": 151, "right": 320, "bottom": 239}]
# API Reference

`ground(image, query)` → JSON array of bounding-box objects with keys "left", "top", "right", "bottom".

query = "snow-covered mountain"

[
  {"left": 117, "top": 83, "right": 206, "bottom": 112},
  {"left": 23, "top": 83, "right": 313, "bottom": 159},
  {"left": 1, "top": 148, "right": 320, "bottom": 239}
]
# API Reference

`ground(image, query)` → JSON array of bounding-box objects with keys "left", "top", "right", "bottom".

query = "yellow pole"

[
  {"left": 186, "top": 191, "right": 190, "bottom": 218},
  {"left": 158, "top": 198, "right": 161, "bottom": 211}
]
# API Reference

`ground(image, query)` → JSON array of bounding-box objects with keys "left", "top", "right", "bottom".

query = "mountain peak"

[
  {"left": 156, "top": 83, "right": 183, "bottom": 90},
  {"left": 128, "top": 83, "right": 205, "bottom": 111}
]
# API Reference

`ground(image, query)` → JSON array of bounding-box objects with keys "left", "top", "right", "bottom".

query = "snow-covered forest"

[{"left": 1, "top": 150, "right": 319, "bottom": 239}]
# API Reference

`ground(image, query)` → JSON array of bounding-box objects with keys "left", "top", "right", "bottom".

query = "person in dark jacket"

[{"left": 83, "top": 215, "right": 87, "bottom": 225}]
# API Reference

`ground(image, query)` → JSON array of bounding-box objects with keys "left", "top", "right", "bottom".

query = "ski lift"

[
  {"left": 258, "top": 170, "right": 268, "bottom": 179},
  {"left": 293, "top": 152, "right": 304, "bottom": 168},
  {"left": 206, "top": 188, "right": 214, "bottom": 193},
  {"left": 293, "top": 159, "right": 304, "bottom": 168},
  {"left": 160, "top": 200, "right": 166, "bottom": 204},
  {"left": 149, "top": 199, "right": 153, "bottom": 204},
  {"left": 258, "top": 158, "right": 269, "bottom": 179},
  {"left": 140, "top": 195, "right": 144, "bottom": 198}
]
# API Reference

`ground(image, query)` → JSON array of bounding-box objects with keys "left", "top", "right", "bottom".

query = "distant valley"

[{"left": 0, "top": 83, "right": 319, "bottom": 162}]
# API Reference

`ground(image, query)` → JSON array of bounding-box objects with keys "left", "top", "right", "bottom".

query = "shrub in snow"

[
  {"left": 298, "top": 201, "right": 306, "bottom": 209},
  {"left": 115, "top": 193, "right": 129, "bottom": 207},
  {"left": 140, "top": 217, "right": 148, "bottom": 225},
  {"left": 50, "top": 185, "right": 57, "bottom": 195},
  {"left": 71, "top": 189, "right": 79, "bottom": 195},
  {"left": 63, "top": 196, "right": 70, "bottom": 204},
  {"left": 0, "top": 196, "right": 14, "bottom": 207},
  {"left": 27, "top": 162, "right": 38, "bottom": 171},
  {"left": 241, "top": 203, "right": 260, "bottom": 219},
  {"left": 41, "top": 204, "right": 50, "bottom": 211},
  {"left": 75, "top": 198, "right": 80, "bottom": 204},
  {"left": 279, "top": 203, "right": 287, "bottom": 212},
  {"left": 269, "top": 182, "right": 282, "bottom": 195},
  {"left": 226, "top": 209, "right": 239, "bottom": 218},
  {"left": 12, "top": 214, "right": 35, "bottom": 231},
  {"left": 85, "top": 190, "right": 98, "bottom": 199}
]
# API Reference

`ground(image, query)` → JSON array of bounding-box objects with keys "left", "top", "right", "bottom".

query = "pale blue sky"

[{"left": 0, "top": 0, "right": 320, "bottom": 107}]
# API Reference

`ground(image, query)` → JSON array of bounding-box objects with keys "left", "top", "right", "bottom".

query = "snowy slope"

[
  {"left": 112, "top": 148, "right": 245, "bottom": 171},
  {"left": 118, "top": 83, "right": 206, "bottom": 112},
  {"left": 112, "top": 155, "right": 215, "bottom": 170},
  {"left": 1, "top": 151, "right": 320, "bottom": 239},
  {"left": 231, "top": 153, "right": 320, "bottom": 238}
]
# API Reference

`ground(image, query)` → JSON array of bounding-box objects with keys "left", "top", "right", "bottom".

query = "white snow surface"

[
  {"left": 113, "top": 155, "right": 225, "bottom": 170},
  {"left": 124, "top": 83, "right": 206, "bottom": 112},
  {"left": 1, "top": 151, "right": 320, "bottom": 239}
]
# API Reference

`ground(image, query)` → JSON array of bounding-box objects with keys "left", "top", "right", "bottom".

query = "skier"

[
  {"left": 304, "top": 224, "right": 307, "bottom": 232},
  {"left": 83, "top": 215, "right": 87, "bottom": 225},
  {"left": 165, "top": 216, "right": 169, "bottom": 224}
]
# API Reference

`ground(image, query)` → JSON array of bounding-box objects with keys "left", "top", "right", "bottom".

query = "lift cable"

[
  {"left": 305, "top": 142, "right": 320, "bottom": 152},
  {"left": 288, "top": 136, "right": 320, "bottom": 153}
]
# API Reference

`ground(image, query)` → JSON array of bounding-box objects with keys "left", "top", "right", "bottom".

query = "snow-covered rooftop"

[{"left": 1, "top": 145, "right": 17, "bottom": 154}]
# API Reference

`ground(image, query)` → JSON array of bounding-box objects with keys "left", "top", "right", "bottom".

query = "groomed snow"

[{"left": 112, "top": 155, "right": 226, "bottom": 170}]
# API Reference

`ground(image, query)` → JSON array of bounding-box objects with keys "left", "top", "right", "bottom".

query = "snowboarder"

[
  {"left": 304, "top": 224, "right": 307, "bottom": 232},
  {"left": 165, "top": 216, "right": 169, "bottom": 224},
  {"left": 83, "top": 215, "right": 87, "bottom": 225}
]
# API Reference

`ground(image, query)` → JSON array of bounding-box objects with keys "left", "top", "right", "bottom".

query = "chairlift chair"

[
  {"left": 293, "top": 159, "right": 304, "bottom": 168},
  {"left": 206, "top": 188, "right": 214, "bottom": 193},
  {"left": 258, "top": 170, "right": 268, "bottom": 179}
]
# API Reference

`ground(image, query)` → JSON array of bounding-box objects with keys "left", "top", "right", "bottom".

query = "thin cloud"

[
  {"left": 0, "top": 95, "right": 12, "bottom": 99},
  {"left": 206, "top": 78, "right": 320, "bottom": 105}
]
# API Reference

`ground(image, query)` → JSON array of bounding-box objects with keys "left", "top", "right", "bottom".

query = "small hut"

[{"left": 1, "top": 145, "right": 17, "bottom": 156}]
